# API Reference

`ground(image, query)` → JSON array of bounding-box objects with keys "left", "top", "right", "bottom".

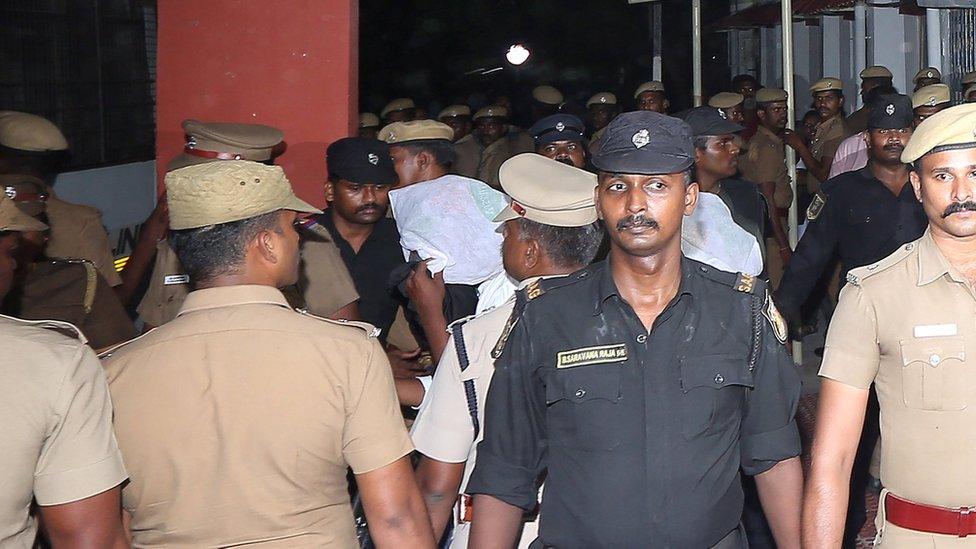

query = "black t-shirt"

[
  {"left": 468, "top": 257, "right": 802, "bottom": 547},
  {"left": 320, "top": 212, "right": 405, "bottom": 342}
]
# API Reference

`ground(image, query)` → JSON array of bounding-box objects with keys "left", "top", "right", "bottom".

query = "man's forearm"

[
  {"left": 802, "top": 454, "right": 855, "bottom": 548},
  {"left": 469, "top": 495, "right": 523, "bottom": 549},
  {"left": 755, "top": 456, "right": 803, "bottom": 549},
  {"left": 418, "top": 309, "right": 448, "bottom": 364}
]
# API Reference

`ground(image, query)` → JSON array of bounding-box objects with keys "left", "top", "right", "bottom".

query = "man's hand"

[
  {"left": 387, "top": 346, "right": 427, "bottom": 379},
  {"left": 406, "top": 260, "right": 446, "bottom": 318},
  {"left": 781, "top": 129, "right": 806, "bottom": 151},
  {"left": 140, "top": 195, "right": 169, "bottom": 246}
]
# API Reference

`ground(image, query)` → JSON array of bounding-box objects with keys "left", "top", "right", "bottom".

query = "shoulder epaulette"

[
  {"left": 295, "top": 215, "right": 334, "bottom": 243},
  {"left": 845, "top": 239, "right": 918, "bottom": 287},
  {"left": 446, "top": 312, "right": 479, "bottom": 332},
  {"left": 1, "top": 313, "right": 87, "bottom": 343},
  {"left": 296, "top": 309, "right": 381, "bottom": 338},
  {"left": 692, "top": 261, "right": 766, "bottom": 296}
]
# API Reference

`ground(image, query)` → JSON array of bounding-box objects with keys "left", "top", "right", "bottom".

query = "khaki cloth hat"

[
  {"left": 634, "top": 81, "right": 665, "bottom": 99},
  {"left": 493, "top": 154, "right": 597, "bottom": 227},
  {"left": 532, "top": 85, "right": 564, "bottom": 105},
  {"left": 165, "top": 160, "right": 320, "bottom": 230},
  {"left": 438, "top": 105, "right": 471, "bottom": 119},
  {"left": 912, "top": 84, "right": 951, "bottom": 109},
  {"left": 708, "top": 92, "right": 744, "bottom": 109},
  {"left": 810, "top": 77, "right": 844, "bottom": 93},
  {"left": 962, "top": 71, "right": 976, "bottom": 86},
  {"left": 167, "top": 120, "right": 284, "bottom": 172},
  {"left": 914, "top": 67, "right": 942, "bottom": 83},
  {"left": 1, "top": 173, "right": 48, "bottom": 217},
  {"left": 860, "top": 66, "right": 893, "bottom": 79},
  {"left": 378, "top": 120, "right": 454, "bottom": 144},
  {"left": 473, "top": 105, "right": 509, "bottom": 120},
  {"left": 587, "top": 92, "right": 618, "bottom": 107},
  {"left": 901, "top": 103, "right": 976, "bottom": 163},
  {"left": 755, "top": 88, "right": 788, "bottom": 103},
  {"left": 0, "top": 195, "right": 47, "bottom": 232},
  {"left": 0, "top": 111, "right": 68, "bottom": 153},
  {"left": 381, "top": 98, "right": 416, "bottom": 119},
  {"left": 967, "top": 83, "right": 976, "bottom": 98},
  {"left": 359, "top": 113, "right": 380, "bottom": 128}
]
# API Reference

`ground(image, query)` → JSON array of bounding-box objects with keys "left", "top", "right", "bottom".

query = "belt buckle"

[{"left": 959, "top": 506, "right": 976, "bottom": 538}]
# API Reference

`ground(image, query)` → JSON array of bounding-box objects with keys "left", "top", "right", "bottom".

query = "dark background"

[{"left": 359, "top": 0, "right": 736, "bottom": 127}]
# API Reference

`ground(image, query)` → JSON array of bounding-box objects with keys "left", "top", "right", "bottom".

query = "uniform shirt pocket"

[
  {"left": 545, "top": 365, "right": 623, "bottom": 451},
  {"left": 679, "top": 356, "right": 755, "bottom": 440},
  {"left": 899, "top": 336, "right": 967, "bottom": 411}
]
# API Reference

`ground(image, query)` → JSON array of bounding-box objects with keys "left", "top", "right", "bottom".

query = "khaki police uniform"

[
  {"left": 138, "top": 120, "right": 358, "bottom": 326},
  {"left": 0, "top": 111, "right": 122, "bottom": 286},
  {"left": 809, "top": 78, "right": 851, "bottom": 193},
  {"left": 0, "top": 314, "right": 127, "bottom": 547},
  {"left": 102, "top": 160, "right": 413, "bottom": 547},
  {"left": 411, "top": 154, "right": 598, "bottom": 548}
]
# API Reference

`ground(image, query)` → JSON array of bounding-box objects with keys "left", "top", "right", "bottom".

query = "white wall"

[{"left": 867, "top": 6, "right": 924, "bottom": 95}]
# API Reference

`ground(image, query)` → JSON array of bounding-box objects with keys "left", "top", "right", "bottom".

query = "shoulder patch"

[
  {"left": 806, "top": 193, "right": 826, "bottom": 220},
  {"left": 297, "top": 310, "right": 381, "bottom": 338},
  {"left": 846, "top": 239, "right": 918, "bottom": 286},
  {"left": 691, "top": 260, "right": 766, "bottom": 295}
]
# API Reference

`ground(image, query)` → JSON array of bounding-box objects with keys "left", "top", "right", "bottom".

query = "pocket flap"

[
  {"left": 680, "top": 356, "right": 755, "bottom": 391},
  {"left": 900, "top": 336, "right": 966, "bottom": 368},
  {"left": 546, "top": 367, "right": 621, "bottom": 404}
]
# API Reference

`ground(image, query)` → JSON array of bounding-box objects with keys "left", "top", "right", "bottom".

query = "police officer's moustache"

[
  {"left": 942, "top": 201, "right": 976, "bottom": 218},
  {"left": 616, "top": 214, "right": 659, "bottom": 231}
]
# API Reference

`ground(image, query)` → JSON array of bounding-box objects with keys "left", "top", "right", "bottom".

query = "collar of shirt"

[
  {"left": 755, "top": 124, "right": 781, "bottom": 143},
  {"left": 916, "top": 228, "right": 969, "bottom": 286},
  {"left": 590, "top": 256, "right": 697, "bottom": 316},
  {"left": 177, "top": 285, "right": 292, "bottom": 317}
]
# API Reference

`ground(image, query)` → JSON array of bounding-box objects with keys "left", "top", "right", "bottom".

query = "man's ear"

[
  {"left": 324, "top": 180, "right": 336, "bottom": 202},
  {"left": 254, "top": 228, "right": 279, "bottom": 265},
  {"left": 523, "top": 237, "right": 541, "bottom": 269},
  {"left": 684, "top": 181, "right": 700, "bottom": 216},
  {"left": 594, "top": 185, "right": 604, "bottom": 221},
  {"left": 909, "top": 169, "right": 923, "bottom": 202},
  {"left": 416, "top": 150, "right": 431, "bottom": 170}
]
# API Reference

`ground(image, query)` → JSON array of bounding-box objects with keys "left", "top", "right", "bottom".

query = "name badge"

[
  {"left": 913, "top": 324, "right": 957, "bottom": 338},
  {"left": 556, "top": 343, "right": 628, "bottom": 369},
  {"left": 163, "top": 274, "right": 190, "bottom": 286}
]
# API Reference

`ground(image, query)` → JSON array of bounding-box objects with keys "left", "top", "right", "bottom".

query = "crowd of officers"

[{"left": 2, "top": 63, "right": 976, "bottom": 549}]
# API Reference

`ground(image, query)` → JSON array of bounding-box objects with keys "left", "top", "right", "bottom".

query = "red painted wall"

[{"left": 155, "top": 0, "right": 358, "bottom": 206}]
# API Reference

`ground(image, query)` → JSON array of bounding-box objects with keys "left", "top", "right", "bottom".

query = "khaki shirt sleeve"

[
  {"left": 33, "top": 344, "right": 127, "bottom": 505},
  {"left": 819, "top": 283, "right": 881, "bottom": 389},
  {"left": 411, "top": 332, "right": 476, "bottom": 463},
  {"left": 299, "top": 239, "right": 359, "bottom": 317},
  {"left": 86, "top": 273, "right": 137, "bottom": 350},
  {"left": 343, "top": 339, "right": 413, "bottom": 474}
]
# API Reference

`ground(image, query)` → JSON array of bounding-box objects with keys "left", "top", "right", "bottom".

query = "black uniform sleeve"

[
  {"left": 774, "top": 186, "right": 840, "bottom": 320},
  {"left": 740, "top": 296, "right": 802, "bottom": 475},
  {"left": 466, "top": 316, "right": 548, "bottom": 511}
]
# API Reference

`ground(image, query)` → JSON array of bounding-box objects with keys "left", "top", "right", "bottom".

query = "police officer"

[
  {"left": 848, "top": 66, "right": 894, "bottom": 134},
  {"left": 633, "top": 80, "right": 668, "bottom": 113},
  {"left": 586, "top": 91, "right": 618, "bottom": 146},
  {"left": 803, "top": 102, "right": 976, "bottom": 547},
  {"left": 0, "top": 111, "right": 121, "bottom": 288},
  {"left": 775, "top": 94, "right": 927, "bottom": 324},
  {"left": 137, "top": 119, "right": 359, "bottom": 328},
  {"left": 912, "top": 83, "right": 951, "bottom": 127},
  {"left": 0, "top": 195, "right": 129, "bottom": 547},
  {"left": 681, "top": 106, "right": 780, "bottom": 265},
  {"left": 913, "top": 67, "right": 942, "bottom": 91},
  {"left": 467, "top": 111, "right": 802, "bottom": 548},
  {"left": 2, "top": 174, "right": 135, "bottom": 350},
  {"left": 411, "top": 154, "right": 605, "bottom": 548},
  {"left": 359, "top": 112, "right": 381, "bottom": 139},
  {"left": 453, "top": 106, "right": 517, "bottom": 190},
  {"left": 739, "top": 88, "right": 795, "bottom": 286},
  {"left": 782, "top": 77, "right": 851, "bottom": 187},
  {"left": 101, "top": 160, "right": 434, "bottom": 547},
  {"left": 381, "top": 97, "right": 417, "bottom": 124},
  {"left": 528, "top": 113, "right": 587, "bottom": 169},
  {"left": 438, "top": 105, "right": 473, "bottom": 143},
  {"left": 708, "top": 92, "right": 746, "bottom": 124}
]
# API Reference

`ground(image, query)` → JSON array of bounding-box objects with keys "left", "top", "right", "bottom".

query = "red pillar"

[{"left": 155, "top": 0, "right": 358, "bottom": 206}]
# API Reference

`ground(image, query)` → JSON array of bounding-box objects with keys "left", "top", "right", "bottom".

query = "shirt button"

[
  {"left": 930, "top": 354, "right": 941, "bottom": 365},
  {"left": 714, "top": 373, "right": 725, "bottom": 384},
  {"left": 636, "top": 334, "right": 648, "bottom": 344},
  {"left": 575, "top": 388, "right": 586, "bottom": 399}
]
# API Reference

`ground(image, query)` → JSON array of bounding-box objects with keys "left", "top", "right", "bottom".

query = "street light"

[{"left": 506, "top": 44, "right": 530, "bottom": 65}]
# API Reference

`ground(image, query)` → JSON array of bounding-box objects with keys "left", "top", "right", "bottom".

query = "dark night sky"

[{"left": 359, "top": 0, "right": 734, "bottom": 125}]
